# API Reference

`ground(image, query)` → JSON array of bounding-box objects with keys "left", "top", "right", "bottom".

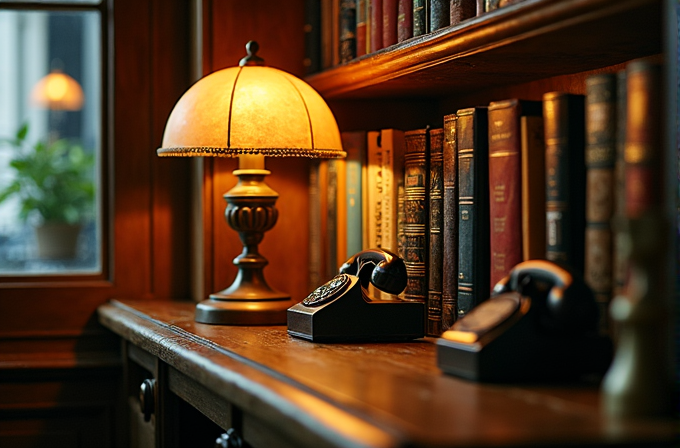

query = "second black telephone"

[
  {"left": 437, "top": 260, "right": 613, "bottom": 382},
  {"left": 287, "top": 249, "right": 425, "bottom": 342}
]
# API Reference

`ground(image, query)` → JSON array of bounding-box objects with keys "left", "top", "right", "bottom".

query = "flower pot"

[{"left": 35, "top": 223, "right": 82, "bottom": 259}]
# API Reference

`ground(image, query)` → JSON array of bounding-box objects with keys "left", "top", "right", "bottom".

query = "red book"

[
  {"left": 383, "top": 0, "right": 398, "bottom": 48},
  {"left": 356, "top": 0, "right": 367, "bottom": 56},
  {"left": 487, "top": 99, "right": 542, "bottom": 290},
  {"left": 370, "top": 0, "right": 384, "bottom": 52},
  {"left": 397, "top": 0, "right": 413, "bottom": 42}
]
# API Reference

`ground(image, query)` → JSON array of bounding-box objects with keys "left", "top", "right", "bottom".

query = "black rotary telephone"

[
  {"left": 436, "top": 260, "right": 613, "bottom": 382},
  {"left": 287, "top": 249, "right": 424, "bottom": 342}
]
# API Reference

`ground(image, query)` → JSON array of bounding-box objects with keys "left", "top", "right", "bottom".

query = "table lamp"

[{"left": 158, "top": 41, "right": 345, "bottom": 325}]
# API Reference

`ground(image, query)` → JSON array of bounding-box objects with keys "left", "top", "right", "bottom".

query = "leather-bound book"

[
  {"left": 584, "top": 73, "right": 617, "bottom": 332},
  {"left": 339, "top": 0, "right": 357, "bottom": 63},
  {"left": 625, "top": 60, "right": 662, "bottom": 219},
  {"left": 342, "top": 131, "right": 367, "bottom": 258},
  {"left": 413, "top": 0, "right": 428, "bottom": 37},
  {"left": 429, "top": 0, "right": 449, "bottom": 32},
  {"left": 403, "top": 128, "right": 429, "bottom": 304},
  {"left": 488, "top": 99, "right": 541, "bottom": 290},
  {"left": 520, "top": 115, "right": 545, "bottom": 261},
  {"left": 356, "top": 0, "right": 368, "bottom": 57},
  {"left": 612, "top": 69, "right": 627, "bottom": 299},
  {"left": 450, "top": 0, "right": 476, "bottom": 26},
  {"left": 304, "top": 0, "right": 322, "bottom": 75},
  {"left": 383, "top": 0, "right": 398, "bottom": 47},
  {"left": 442, "top": 114, "right": 458, "bottom": 330},
  {"left": 427, "top": 128, "right": 444, "bottom": 336},
  {"left": 457, "top": 107, "right": 489, "bottom": 318},
  {"left": 370, "top": 0, "right": 384, "bottom": 52},
  {"left": 397, "top": 0, "right": 413, "bottom": 42},
  {"left": 543, "top": 92, "right": 586, "bottom": 273},
  {"left": 366, "top": 131, "right": 383, "bottom": 251}
]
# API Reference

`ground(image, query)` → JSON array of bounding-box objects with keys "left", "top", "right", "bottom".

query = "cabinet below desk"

[{"left": 97, "top": 299, "right": 677, "bottom": 448}]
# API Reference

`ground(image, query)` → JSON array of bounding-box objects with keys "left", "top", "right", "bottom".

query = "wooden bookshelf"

[{"left": 307, "top": 0, "right": 662, "bottom": 100}]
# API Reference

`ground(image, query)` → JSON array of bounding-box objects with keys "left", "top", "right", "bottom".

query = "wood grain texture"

[
  {"left": 306, "top": 0, "right": 661, "bottom": 99},
  {"left": 99, "top": 299, "right": 678, "bottom": 448}
]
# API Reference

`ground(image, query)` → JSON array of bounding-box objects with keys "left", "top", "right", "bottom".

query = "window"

[{"left": 0, "top": 2, "right": 103, "bottom": 275}]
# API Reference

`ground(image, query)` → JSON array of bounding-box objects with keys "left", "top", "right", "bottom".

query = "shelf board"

[{"left": 306, "top": 0, "right": 662, "bottom": 100}]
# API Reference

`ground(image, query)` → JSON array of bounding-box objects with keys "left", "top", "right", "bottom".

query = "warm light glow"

[
  {"left": 239, "top": 154, "right": 265, "bottom": 170},
  {"left": 158, "top": 65, "right": 344, "bottom": 159},
  {"left": 31, "top": 71, "right": 84, "bottom": 111},
  {"left": 442, "top": 330, "right": 479, "bottom": 343}
]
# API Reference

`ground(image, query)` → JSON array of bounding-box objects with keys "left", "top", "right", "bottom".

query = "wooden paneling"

[
  {"left": 200, "top": 0, "right": 312, "bottom": 304},
  {"left": 0, "top": 0, "right": 193, "bottom": 443}
]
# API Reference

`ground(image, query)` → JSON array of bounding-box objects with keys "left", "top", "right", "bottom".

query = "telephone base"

[{"left": 436, "top": 328, "right": 613, "bottom": 383}]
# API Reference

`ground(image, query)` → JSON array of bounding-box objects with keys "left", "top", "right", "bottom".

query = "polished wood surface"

[{"left": 99, "top": 299, "right": 678, "bottom": 448}]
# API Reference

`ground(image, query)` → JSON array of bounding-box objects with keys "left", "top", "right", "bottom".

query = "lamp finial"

[{"left": 239, "top": 41, "right": 265, "bottom": 67}]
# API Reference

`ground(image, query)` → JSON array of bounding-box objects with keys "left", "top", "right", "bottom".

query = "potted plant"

[{"left": 0, "top": 123, "right": 95, "bottom": 259}]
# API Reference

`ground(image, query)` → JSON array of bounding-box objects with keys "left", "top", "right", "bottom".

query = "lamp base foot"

[{"left": 195, "top": 295, "right": 293, "bottom": 325}]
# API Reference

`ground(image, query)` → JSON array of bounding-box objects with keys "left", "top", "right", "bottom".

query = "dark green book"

[{"left": 456, "top": 107, "right": 489, "bottom": 318}]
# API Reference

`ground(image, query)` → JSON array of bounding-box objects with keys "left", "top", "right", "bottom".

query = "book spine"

[
  {"left": 488, "top": 99, "right": 541, "bottom": 290},
  {"left": 450, "top": 0, "right": 476, "bottom": 26},
  {"left": 304, "top": 0, "right": 322, "bottom": 75},
  {"left": 366, "top": 131, "right": 383, "bottom": 249},
  {"left": 383, "top": 0, "right": 398, "bottom": 47},
  {"left": 475, "top": 0, "right": 484, "bottom": 15},
  {"left": 427, "top": 128, "right": 445, "bottom": 336},
  {"left": 356, "top": 0, "right": 368, "bottom": 57},
  {"left": 370, "top": 0, "right": 384, "bottom": 52},
  {"left": 339, "top": 0, "right": 357, "bottom": 63},
  {"left": 321, "top": 0, "right": 334, "bottom": 69},
  {"left": 343, "top": 131, "right": 366, "bottom": 258},
  {"left": 308, "top": 160, "right": 323, "bottom": 290},
  {"left": 612, "top": 69, "right": 627, "bottom": 298},
  {"left": 543, "top": 92, "right": 586, "bottom": 273},
  {"left": 397, "top": 0, "right": 413, "bottom": 42},
  {"left": 442, "top": 114, "right": 458, "bottom": 331},
  {"left": 413, "top": 0, "right": 428, "bottom": 37},
  {"left": 336, "top": 157, "right": 348, "bottom": 267},
  {"left": 585, "top": 73, "right": 617, "bottom": 333},
  {"left": 520, "top": 115, "right": 546, "bottom": 261},
  {"left": 457, "top": 107, "right": 489, "bottom": 318},
  {"left": 485, "top": 0, "right": 500, "bottom": 11},
  {"left": 429, "top": 0, "right": 449, "bottom": 32},
  {"left": 403, "top": 128, "right": 429, "bottom": 304},
  {"left": 488, "top": 99, "right": 523, "bottom": 290},
  {"left": 380, "top": 129, "right": 405, "bottom": 253},
  {"left": 326, "top": 159, "right": 340, "bottom": 278},
  {"left": 625, "top": 61, "right": 662, "bottom": 219}
]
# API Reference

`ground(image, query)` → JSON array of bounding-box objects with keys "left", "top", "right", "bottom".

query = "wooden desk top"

[{"left": 98, "top": 299, "right": 677, "bottom": 448}]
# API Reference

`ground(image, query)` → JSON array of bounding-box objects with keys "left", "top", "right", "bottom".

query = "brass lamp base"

[
  {"left": 195, "top": 162, "right": 293, "bottom": 325},
  {"left": 195, "top": 296, "right": 294, "bottom": 325}
]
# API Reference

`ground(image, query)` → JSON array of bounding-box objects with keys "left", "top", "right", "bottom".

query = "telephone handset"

[
  {"left": 437, "top": 260, "right": 612, "bottom": 382},
  {"left": 287, "top": 249, "right": 424, "bottom": 342}
]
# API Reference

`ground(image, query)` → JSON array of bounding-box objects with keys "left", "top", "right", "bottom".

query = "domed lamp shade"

[{"left": 158, "top": 42, "right": 345, "bottom": 325}]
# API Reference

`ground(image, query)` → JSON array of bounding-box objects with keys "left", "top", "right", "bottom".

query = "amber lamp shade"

[
  {"left": 31, "top": 70, "right": 84, "bottom": 111},
  {"left": 158, "top": 41, "right": 344, "bottom": 325}
]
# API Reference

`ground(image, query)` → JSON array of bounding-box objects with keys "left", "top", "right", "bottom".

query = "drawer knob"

[
  {"left": 139, "top": 378, "right": 156, "bottom": 422},
  {"left": 215, "top": 428, "right": 243, "bottom": 448}
]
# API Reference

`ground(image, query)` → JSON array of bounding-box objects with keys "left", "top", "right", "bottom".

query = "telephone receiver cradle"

[
  {"left": 436, "top": 260, "right": 613, "bottom": 382},
  {"left": 287, "top": 249, "right": 425, "bottom": 342}
]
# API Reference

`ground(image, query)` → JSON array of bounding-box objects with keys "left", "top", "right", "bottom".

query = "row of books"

[
  {"left": 304, "top": 0, "right": 528, "bottom": 73},
  {"left": 309, "top": 59, "right": 661, "bottom": 337}
]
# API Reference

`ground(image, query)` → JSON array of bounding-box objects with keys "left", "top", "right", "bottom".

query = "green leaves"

[{"left": 0, "top": 123, "right": 95, "bottom": 224}]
